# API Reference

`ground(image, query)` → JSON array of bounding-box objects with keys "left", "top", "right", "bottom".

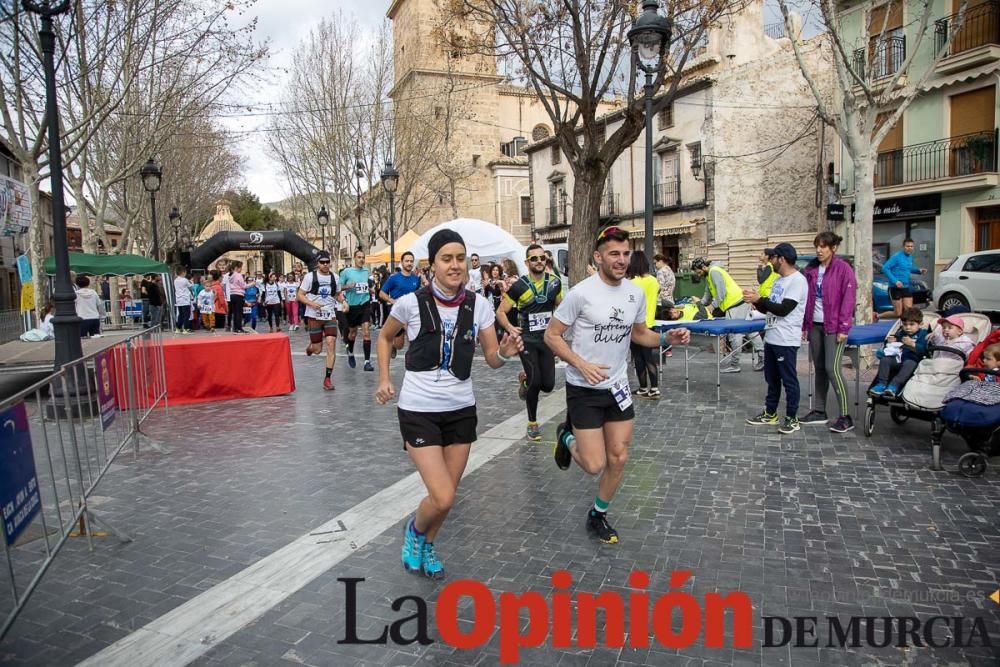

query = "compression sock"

[
  {"left": 325, "top": 367, "right": 332, "bottom": 378},
  {"left": 592, "top": 496, "right": 610, "bottom": 514},
  {"left": 363, "top": 339, "right": 372, "bottom": 361},
  {"left": 346, "top": 338, "right": 356, "bottom": 354}
]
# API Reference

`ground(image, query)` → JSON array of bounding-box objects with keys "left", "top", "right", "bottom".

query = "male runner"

[
  {"left": 496, "top": 244, "right": 563, "bottom": 441},
  {"left": 298, "top": 252, "right": 348, "bottom": 390},
  {"left": 340, "top": 250, "right": 375, "bottom": 371},
  {"left": 378, "top": 251, "right": 422, "bottom": 359},
  {"left": 544, "top": 226, "right": 690, "bottom": 544}
]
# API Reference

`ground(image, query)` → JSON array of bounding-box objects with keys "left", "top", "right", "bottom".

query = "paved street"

[{"left": 1, "top": 334, "right": 998, "bottom": 666}]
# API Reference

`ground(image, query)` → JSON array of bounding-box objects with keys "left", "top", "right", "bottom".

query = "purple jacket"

[{"left": 802, "top": 256, "right": 856, "bottom": 336}]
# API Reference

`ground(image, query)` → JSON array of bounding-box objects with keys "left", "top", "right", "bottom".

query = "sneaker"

[
  {"left": 554, "top": 422, "right": 572, "bottom": 470},
  {"left": 347, "top": 353, "right": 356, "bottom": 369},
  {"left": 305, "top": 346, "right": 315, "bottom": 357},
  {"left": 323, "top": 377, "right": 334, "bottom": 391},
  {"left": 421, "top": 542, "right": 444, "bottom": 579},
  {"left": 883, "top": 384, "right": 899, "bottom": 399},
  {"left": 752, "top": 359, "right": 764, "bottom": 372},
  {"left": 778, "top": 416, "right": 801, "bottom": 434},
  {"left": 401, "top": 519, "right": 424, "bottom": 574},
  {"left": 363, "top": 360, "right": 374, "bottom": 372},
  {"left": 526, "top": 422, "right": 542, "bottom": 441},
  {"left": 647, "top": 388, "right": 661, "bottom": 399},
  {"left": 586, "top": 510, "right": 619, "bottom": 544},
  {"left": 829, "top": 415, "right": 855, "bottom": 433},
  {"left": 634, "top": 388, "right": 649, "bottom": 398},
  {"left": 868, "top": 383, "right": 887, "bottom": 396},
  {"left": 517, "top": 375, "right": 528, "bottom": 401},
  {"left": 800, "top": 410, "right": 828, "bottom": 425},
  {"left": 746, "top": 410, "right": 778, "bottom": 425},
  {"left": 721, "top": 365, "right": 741, "bottom": 374}
]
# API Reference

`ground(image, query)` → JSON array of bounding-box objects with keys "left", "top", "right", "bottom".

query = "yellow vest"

[
  {"left": 707, "top": 265, "right": 743, "bottom": 312},
  {"left": 759, "top": 267, "right": 779, "bottom": 299},
  {"left": 631, "top": 274, "right": 659, "bottom": 327},
  {"left": 677, "top": 303, "right": 712, "bottom": 321}
]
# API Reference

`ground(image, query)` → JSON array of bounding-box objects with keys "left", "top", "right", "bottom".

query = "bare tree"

[
  {"left": 454, "top": 0, "right": 746, "bottom": 282},
  {"left": 778, "top": 0, "right": 966, "bottom": 321}
]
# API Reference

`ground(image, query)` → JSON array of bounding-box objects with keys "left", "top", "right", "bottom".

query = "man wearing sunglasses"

[
  {"left": 545, "top": 226, "right": 690, "bottom": 544},
  {"left": 496, "top": 243, "right": 564, "bottom": 441},
  {"left": 297, "top": 252, "right": 349, "bottom": 390}
]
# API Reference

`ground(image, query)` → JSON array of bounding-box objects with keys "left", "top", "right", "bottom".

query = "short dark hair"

[
  {"left": 653, "top": 253, "right": 667, "bottom": 263},
  {"left": 903, "top": 238, "right": 915, "bottom": 245},
  {"left": 470, "top": 253, "right": 479, "bottom": 259},
  {"left": 354, "top": 249, "right": 364, "bottom": 257},
  {"left": 210, "top": 270, "right": 221, "bottom": 280},
  {"left": 75, "top": 275, "right": 90, "bottom": 288},
  {"left": 900, "top": 306, "right": 923, "bottom": 323},
  {"left": 814, "top": 231, "right": 842, "bottom": 248},
  {"left": 595, "top": 225, "right": 629, "bottom": 250},
  {"left": 627, "top": 250, "right": 650, "bottom": 278},
  {"left": 401, "top": 251, "right": 414, "bottom": 261},
  {"left": 526, "top": 243, "right": 544, "bottom": 257}
]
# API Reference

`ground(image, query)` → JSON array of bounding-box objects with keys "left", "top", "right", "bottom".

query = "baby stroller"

[
  {"left": 940, "top": 365, "right": 1000, "bottom": 477},
  {"left": 863, "top": 313, "right": 993, "bottom": 463}
]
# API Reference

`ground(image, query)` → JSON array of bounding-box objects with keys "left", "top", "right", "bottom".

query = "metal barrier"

[
  {"left": 0, "top": 310, "right": 26, "bottom": 345},
  {"left": 0, "top": 325, "right": 168, "bottom": 640}
]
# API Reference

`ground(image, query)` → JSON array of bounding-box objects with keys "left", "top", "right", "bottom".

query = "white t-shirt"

[
  {"left": 812, "top": 265, "right": 825, "bottom": 324},
  {"left": 467, "top": 266, "right": 483, "bottom": 293},
  {"left": 298, "top": 271, "right": 340, "bottom": 320},
  {"left": 196, "top": 289, "right": 214, "bottom": 314},
  {"left": 222, "top": 273, "right": 232, "bottom": 300},
  {"left": 282, "top": 281, "right": 299, "bottom": 301},
  {"left": 553, "top": 274, "right": 646, "bottom": 390},
  {"left": 263, "top": 283, "right": 281, "bottom": 305},
  {"left": 764, "top": 270, "right": 808, "bottom": 347},
  {"left": 173, "top": 276, "right": 192, "bottom": 306},
  {"left": 390, "top": 292, "right": 495, "bottom": 412}
]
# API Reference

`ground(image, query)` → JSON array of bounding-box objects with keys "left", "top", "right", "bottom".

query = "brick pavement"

[{"left": 1, "top": 338, "right": 998, "bottom": 666}]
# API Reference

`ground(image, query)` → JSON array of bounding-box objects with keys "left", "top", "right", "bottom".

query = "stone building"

[
  {"left": 525, "top": 2, "right": 833, "bottom": 285},
  {"left": 386, "top": 0, "right": 617, "bottom": 242},
  {"left": 0, "top": 138, "right": 52, "bottom": 312}
]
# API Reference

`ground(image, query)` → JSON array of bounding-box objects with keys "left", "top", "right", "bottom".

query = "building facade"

[
  {"left": 834, "top": 0, "right": 1000, "bottom": 291},
  {"left": 0, "top": 140, "right": 52, "bottom": 312},
  {"left": 525, "top": 1, "right": 832, "bottom": 282}
]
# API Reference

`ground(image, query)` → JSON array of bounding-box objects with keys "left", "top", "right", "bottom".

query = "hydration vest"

[{"left": 404, "top": 287, "right": 477, "bottom": 380}]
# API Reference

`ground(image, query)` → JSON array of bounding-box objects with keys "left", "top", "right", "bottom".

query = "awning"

[
  {"left": 622, "top": 218, "right": 700, "bottom": 239},
  {"left": 43, "top": 252, "right": 170, "bottom": 276},
  {"left": 365, "top": 229, "right": 421, "bottom": 264},
  {"left": 923, "top": 62, "right": 1000, "bottom": 91}
]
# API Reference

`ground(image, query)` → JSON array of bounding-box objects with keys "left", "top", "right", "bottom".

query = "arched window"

[{"left": 531, "top": 124, "right": 551, "bottom": 142}]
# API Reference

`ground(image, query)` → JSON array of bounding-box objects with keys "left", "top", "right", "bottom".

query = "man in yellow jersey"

[{"left": 691, "top": 257, "right": 764, "bottom": 372}]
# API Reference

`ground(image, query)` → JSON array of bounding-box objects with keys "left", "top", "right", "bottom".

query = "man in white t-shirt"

[
  {"left": 297, "top": 252, "right": 348, "bottom": 390},
  {"left": 742, "top": 242, "right": 808, "bottom": 435},
  {"left": 544, "top": 226, "right": 690, "bottom": 545},
  {"left": 466, "top": 253, "right": 484, "bottom": 294},
  {"left": 173, "top": 267, "right": 193, "bottom": 334}
]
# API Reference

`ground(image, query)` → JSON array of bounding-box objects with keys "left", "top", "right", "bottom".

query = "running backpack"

[{"left": 405, "top": 287, "right": 477, "bottom": 380}]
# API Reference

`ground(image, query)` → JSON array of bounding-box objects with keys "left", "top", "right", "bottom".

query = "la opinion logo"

[{"left": 248, "top": 232, "right": 264, "bottom": 245}]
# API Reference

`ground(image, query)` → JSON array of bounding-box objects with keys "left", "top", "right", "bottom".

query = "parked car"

[
  {"left": 796, "top": 255, "right": 929, "bottom": 313},
  {"left": 933, "top": 250, "right": 1000, "bottom": 313}
]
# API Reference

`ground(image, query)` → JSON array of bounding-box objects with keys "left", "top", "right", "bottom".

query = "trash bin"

[{"left": 673, "top": 272, "right": 702, "bottom": 300}]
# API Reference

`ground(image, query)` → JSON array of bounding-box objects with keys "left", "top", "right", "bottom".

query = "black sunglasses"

[
  {"left": 527, "top": 255, "right": 545, "bottom": 262},
  {"left": 318, "top": 259, "right": 331, "bottom": 264}
]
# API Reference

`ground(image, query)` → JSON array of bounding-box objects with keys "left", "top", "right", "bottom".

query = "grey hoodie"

[{"left": 75, "top": 288, "right": 106, "bottom": 320}]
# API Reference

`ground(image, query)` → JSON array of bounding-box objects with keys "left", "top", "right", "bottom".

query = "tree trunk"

[
  {"left": 566, "top": 170, "right": 605, "bottom": 285},
  {"left": 852, "top": 155, "right": 875, "bottom": 325}
]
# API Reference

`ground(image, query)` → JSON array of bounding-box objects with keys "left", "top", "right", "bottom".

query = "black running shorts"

[
  {"left": 566, "top": 383, "right": 635, "bottom": 430},
  {"left": 345, "top": 302, "right": 371, "bottom": 328},
  {"left": 888, "top": 286, "right": 912, "bottom": 300},
  {"left": 398, "top": 405, "right": 477, "bottom": 449},
  {"left": 307, "top": 317, "right": 338, "bottom": 344}
]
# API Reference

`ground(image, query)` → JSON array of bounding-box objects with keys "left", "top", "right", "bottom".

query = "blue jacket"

[
  {"left": 887, "top": 327, "right": 928, "bottom": 363},
  {"left": 882, "top": 250, "right": 921, "bottom": 287}
]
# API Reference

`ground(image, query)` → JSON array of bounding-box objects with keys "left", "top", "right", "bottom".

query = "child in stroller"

[
  {"left": 869, "top": 307, "right": 928, "bottom": 399},
  {"left": 940, "top": 342, "right": 1000, "bottom": 477}
]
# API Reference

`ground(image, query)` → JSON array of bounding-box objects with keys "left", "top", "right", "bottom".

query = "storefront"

[{"left": 858, "top": 194, "right": 940, "bottom": 289}]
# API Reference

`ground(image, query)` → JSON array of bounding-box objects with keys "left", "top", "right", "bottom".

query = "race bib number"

[
  {"left": 243, "top": 306, "right": 252, "bottom": 315},
  {"left": 318, "top": 306, "right": 335, "bottom": 320},
  {"left": 764, "top": 313, "right": 778, "bottom": 330},
  {"left": 200, "top": 305, "right": 213, "bottom": 314},
  {"left": 354, "top": 283, "right": 368, "bottom": 294},
  {"left": 527, "top": 311, "right": 551, "bottom": 332},
  {"left": 610, "top": 378, "right": 632, "bottom": 411}
]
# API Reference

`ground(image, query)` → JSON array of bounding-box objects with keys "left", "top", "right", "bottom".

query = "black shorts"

[
  {"left": 889, "top": 286, "right": 912, "bottom": 300},
  {"left": 306, "top": 317, "right": 338, "bottom": 344},
  {"left": 566, "top": 383, "right": 634, "bottom": 430},
  {"left": 398, "top": 405, "right": 477, "bottom": 449},
  {"left": 345, "top": 302, "right": 371, "bottom": 328}
]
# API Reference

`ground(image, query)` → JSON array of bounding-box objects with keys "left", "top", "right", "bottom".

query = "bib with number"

[
  {"left": 318, "top": 306, "right": 335, "bottom": 320},
  {"left": 527, "top": 311, "right": 551, "bottom": 332},
  {"left": 354, "top": 283, "right": 369, "bottom": 294},
  {"left": 243, "top": 306, "right": 252, "bottom": 315},
  {"left": 764, "top": 313, "right": 778, "bottom": 330},
  {"left": 610, "top": 378, "right": 633, "bottom": 411}
]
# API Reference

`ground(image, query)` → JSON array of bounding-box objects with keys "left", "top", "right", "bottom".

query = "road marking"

[{"left": 77, "top": 389, "right": 567, "bottom": 667}]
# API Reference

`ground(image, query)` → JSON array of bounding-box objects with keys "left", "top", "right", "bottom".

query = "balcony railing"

[
  {"left": 654, "top": 179, "right": 681, "bottom": 208},
  {"left": 852, "top": 35, "right": 906, "bottom": 81},
  {"left": 600, "top": 192, "right": 620, "bottom": 218},
  {"left": 935, "top": 1, "right": 1000, "bottom": 56},
  {"left": 547, "top": 204, "right": 567, "bottom": 226},
  {"left": 874, "top": 129, "right": 998, "bottom": 188},
  {"left": 763, "top": 22, "right": 785, "bottom": 40}
]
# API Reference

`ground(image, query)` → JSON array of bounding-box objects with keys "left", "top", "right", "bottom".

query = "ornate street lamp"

[
  {"left": 22, "top": 0, "right": 79, "bottom": 370},
  {"left": 317, "top": 205, "right": 330, "bottom": 254},
  {"left": 628, "top": 0, "right": 672, "bottom": 261},
  {"left": 169, "top": 206, "right": 182, "bottom": 259},
  {"left": 140, "top": 158, "right": 163, "bottom": 261},
  {"left": 380, "top": 160, "right": 399, "bottom": 272}
]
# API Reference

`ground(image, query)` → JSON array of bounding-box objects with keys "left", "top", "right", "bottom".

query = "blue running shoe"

[
  {"left": 421, "top": 542, "right": 444, "bottom": 579},
  {"left": 401, "top": 519, "right": 424, "bottom": 574},
  {"left": 883, "top": 384, "right": 899, "bottom": 399},
  {"left": 869, "top": 383, "right": 887, "bottom": 396}
]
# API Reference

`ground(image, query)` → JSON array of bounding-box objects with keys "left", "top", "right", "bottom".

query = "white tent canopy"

[{"left": 410, "top": 218, "right": 527, "bottom": 274}]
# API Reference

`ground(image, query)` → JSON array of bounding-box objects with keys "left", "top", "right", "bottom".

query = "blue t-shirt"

[
  {"left": 244, "top": 284, "right": 259, "bottom": 304},
  {"left": 340, "top": 267, "right": 371, "bottom": 306},
  {"left": 382, "top": 272, "right": 421, "bottom": 300}
]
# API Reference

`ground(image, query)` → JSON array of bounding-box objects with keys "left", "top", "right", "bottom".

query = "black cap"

[
  {"left": 764, "top": 242, "right": 797, "bottom": 263},
  {"left": 428, "top": 229, "right": 465, "bottom": 262}
]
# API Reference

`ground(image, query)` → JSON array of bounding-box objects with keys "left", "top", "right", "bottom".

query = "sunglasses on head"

[{"left": 597, "top": 225, "right": 628, "bottom": 242}]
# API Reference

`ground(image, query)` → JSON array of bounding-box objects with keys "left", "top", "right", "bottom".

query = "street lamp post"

[
  {"left": 355, "top": 156, "right": 366, "bottom": 231},
  {"left": 628, "top": 0, "right": 672, "bottom": 261},
  {"left": 23, "top": 0, "right": 79, "bottom": 370},
  {"left": 380, "top": 160, "right": 399, "bottom": 272},
  {"left": 169, "top": 206, "right": 182, "bottom": 262},
  {"left": 140, "top": 158, "right": 163, "bottom": 261},
  {"left": 317, "top": 205, "right": 330, "bottom": 256}
]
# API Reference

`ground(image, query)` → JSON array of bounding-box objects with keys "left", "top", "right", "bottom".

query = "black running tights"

[{"left": 520, "top": 341, "right": 556, "bottom": 421}]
